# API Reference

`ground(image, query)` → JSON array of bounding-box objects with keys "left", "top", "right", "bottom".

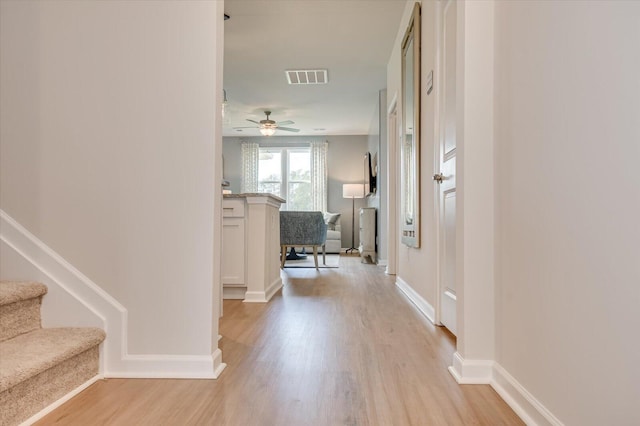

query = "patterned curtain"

[
  {"left": 241, "top": 141, "right": 259, "bottom": 193},
  {"left": 310, "top": 141, "right": 328, "bottom": 212}
]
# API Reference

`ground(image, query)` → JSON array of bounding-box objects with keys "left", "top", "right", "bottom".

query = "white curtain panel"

[
  {"left": 241, "top": 141, "right": 259, "bottom": 193},
  {"left": 310, "top": 141, "right": 328, "bottom": 212}
]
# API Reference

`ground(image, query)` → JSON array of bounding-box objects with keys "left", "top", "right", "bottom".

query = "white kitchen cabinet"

[{"left": 222, "top": 194, "right": 285, "bottom": 302}]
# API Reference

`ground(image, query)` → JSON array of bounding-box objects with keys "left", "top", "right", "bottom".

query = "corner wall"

[
  {"left": 0, "top": 0, "right": 223, "bottom": 375},
  {"left": 493, "top": 1, "right": 640, "bottom": 424},
  {"left": 387, "top": 0, "right": 440, "bottom": 319}
]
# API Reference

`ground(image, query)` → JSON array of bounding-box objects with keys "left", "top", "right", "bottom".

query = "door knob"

[{"left": 433, "top": 173, "right": 445, "bottom": 183}]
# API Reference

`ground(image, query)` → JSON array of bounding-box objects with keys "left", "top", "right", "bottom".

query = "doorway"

[{"left": 436, "top": 0, "right": 458, "bottom": 336}]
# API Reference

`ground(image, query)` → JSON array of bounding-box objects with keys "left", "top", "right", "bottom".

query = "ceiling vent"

[{"left": 286, "top": 69, "right": 328, "bottom": 85}]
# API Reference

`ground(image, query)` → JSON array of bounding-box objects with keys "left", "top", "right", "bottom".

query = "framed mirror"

[{"left": 401, "top": 2, "right": 421, "bottom": 247}]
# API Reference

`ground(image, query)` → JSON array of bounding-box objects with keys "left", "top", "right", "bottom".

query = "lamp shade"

[{"left": 343, "top": 183, "right": 365, "bottom": 199}]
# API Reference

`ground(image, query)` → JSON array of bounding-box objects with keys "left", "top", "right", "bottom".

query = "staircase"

[{"left": 0, "top": 281, "right": 105, "bottom": 426}]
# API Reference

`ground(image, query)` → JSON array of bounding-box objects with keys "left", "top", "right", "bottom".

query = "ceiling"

[{"left": 222, "top": 0, "right": 406, "bottom": 137}]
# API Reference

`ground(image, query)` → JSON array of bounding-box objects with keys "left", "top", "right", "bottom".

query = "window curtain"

[
  {"left": 310, "top": 141, "right": 328, "bottom": 212},
  {"left": 241, "top": 141, "right": 259, "bottom": 193}
]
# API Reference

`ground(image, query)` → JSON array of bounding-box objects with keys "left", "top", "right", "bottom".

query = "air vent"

[{"left": 286, "top": 69, "right": 328, "bottom": 85}]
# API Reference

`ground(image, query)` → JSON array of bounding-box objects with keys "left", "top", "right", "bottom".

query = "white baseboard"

[
  {"left": 1, "top": 210, "right": 224, "bottom": 379},
  {"left": 446, "top": 351, "right": 563, "bottom": 426},
  {"left": 491, "top": 363, "right": 563, "bottom": 426},
  {"left": 223, "top": 286, "right": 246, "bottom": 299},
  {"left": 448, "top": 351, "right": 493, "bottom": 384},
  {"left": 110, "top": 349, "right": 226, "bottom": 379},
  {"left": 244, "top": 277, "right": 282, "bottom": 303},
  {"left": 395, "top": 276, "right": 435, "bottom": 324},
  {"left": 19, "top": 374, "right": 103, "bottom": 426},
  {"left": 377, "top": 258, "right": 388, "bottom": 267},
  {"left": 1, "top": 210, "right": 125, "bottom": 375}
]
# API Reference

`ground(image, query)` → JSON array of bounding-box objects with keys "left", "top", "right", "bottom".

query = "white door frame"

[{"left": 386, "top": 93, "right": 399, "bottom": 275}]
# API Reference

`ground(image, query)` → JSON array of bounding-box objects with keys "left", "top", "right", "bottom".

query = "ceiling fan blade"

[
  {"left": 246, "top": 119, "right": 261, "bottom": 124},
  {"left": 233, "top": 126, "right": 258, "bottom": 129},
  {"left": 278, "top": 127, "right": 300, "bottom": 133},
  {"left": 276, "top": 120, "right": 294, "bottom": 126}
]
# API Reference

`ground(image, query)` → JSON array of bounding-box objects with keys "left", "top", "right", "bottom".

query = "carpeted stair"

[{"left": 0, "top": 281, "right": 105, "bottom": 426}]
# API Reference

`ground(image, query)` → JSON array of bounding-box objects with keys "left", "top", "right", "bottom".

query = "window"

[
  {"left": 258, "top": 147, "right": 312, "bottom": 210},
  {"left": 241, "top": 140, "right": 327, "bottom": 212}
]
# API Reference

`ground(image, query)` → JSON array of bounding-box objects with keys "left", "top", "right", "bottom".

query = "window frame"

[{"left": 258, "top": 146, "right": 312, "bottom": 211}]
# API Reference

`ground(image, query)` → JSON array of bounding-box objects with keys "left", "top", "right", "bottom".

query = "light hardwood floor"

[{"left": 36, "top": 256, "right": 523, "bottom": 425}]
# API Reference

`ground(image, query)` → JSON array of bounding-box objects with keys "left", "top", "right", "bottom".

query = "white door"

[{"left": 437, "top": 0, "right": 457, "bottom": 336}]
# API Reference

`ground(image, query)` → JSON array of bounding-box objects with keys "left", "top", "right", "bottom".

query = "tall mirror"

[{"left": 401, "top": 3, "right": 421, "bottom": 247}]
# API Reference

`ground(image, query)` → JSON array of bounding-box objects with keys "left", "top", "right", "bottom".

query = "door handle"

[{"left": 433, "top": 173, "right": 445, "bottom": 183}]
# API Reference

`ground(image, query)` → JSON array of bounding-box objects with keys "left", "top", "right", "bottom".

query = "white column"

[
  {"left": 449, "top": 0, "right": 496, "bottom": 384},
  {"left": 243, "top": 196, "right": 284, "bottom": 303}
]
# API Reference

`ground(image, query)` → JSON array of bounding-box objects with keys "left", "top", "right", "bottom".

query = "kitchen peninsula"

[{"left": 222, "top": 193, "right": 285, "bottom": 302}]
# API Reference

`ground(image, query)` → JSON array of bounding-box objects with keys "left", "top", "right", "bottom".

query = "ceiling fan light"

[{"left": 260, "top": 127, "right": 276, "bottom": 136}]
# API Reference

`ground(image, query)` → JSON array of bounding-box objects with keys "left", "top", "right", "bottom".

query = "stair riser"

[
  {"left": 0, "top": 346, "right": 99, "bottom": 426},
  {"left": 0, "top": 297, "right": 42, "bottom": 342}
]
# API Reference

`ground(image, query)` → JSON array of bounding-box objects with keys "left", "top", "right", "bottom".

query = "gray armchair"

[{"left": 280, "top": 211, "right": 327, "bottom": 269}]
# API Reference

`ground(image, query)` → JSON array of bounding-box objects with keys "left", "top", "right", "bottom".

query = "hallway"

[{"left": 37, "top": 256, "right": 522, "bottom": 425}]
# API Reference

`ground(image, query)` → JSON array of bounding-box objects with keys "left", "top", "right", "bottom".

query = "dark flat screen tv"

[{"left": 364, "top": 152, "right": 377, "bottom": 196}]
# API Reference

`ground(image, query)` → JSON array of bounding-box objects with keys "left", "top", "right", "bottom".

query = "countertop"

[{"left": 223, "top": 193, "right": 286, "bottom": 203}]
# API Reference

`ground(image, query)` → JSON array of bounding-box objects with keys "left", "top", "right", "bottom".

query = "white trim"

[
  {"left": 222, "top": 287, "right": 247, "bottom": 299},
  {"left": 447, "top": 354, "right": 563, "bottom": 425},
  {"left": 1, "top": 210, "right": 223, "bottom": 379},
  {"left": 245, "top": 195, "right": 286, "bottom": 209},
  {"left": 395, "top": 276, "right": 435, "bottom": 324},
  {"left": 386, "top": 94, "right": 399, "bottom": 276},
  {"left": 19, "top": 374, "right": 103, "bottom": 426},
  {"left": 111, "top": 349, "right": 226, "bottom": 379},
  {"left": 0, "top": 210, "right": 124, "bottom": 375},
  {"left": 377, "top": 258, "right": 388, "bottom": 267},
  {"left": 448, "top": 351, "right": 493, "bottom": 384},
  {"left": 243, "top": 277, "right": 282, "bottom": 303},
  {"left": 491, "top": 363, "right": 563, "bottom": 426}
]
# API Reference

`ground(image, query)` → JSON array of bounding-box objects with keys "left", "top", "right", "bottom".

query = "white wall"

[
  {"left": 494, "top": 1, "right": 640, "bottom": 424},
  {"left": 223, "top": 135, "right": 368, "bottom": 248},
  {"left": 387, "top": 0, "right": 440, "bottom": 314},
  {"left": 0, "top": 0, "right": 222, "bottom": 364}
]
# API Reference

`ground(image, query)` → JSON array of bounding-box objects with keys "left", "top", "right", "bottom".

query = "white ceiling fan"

[{"left": 234, "top": 111, "right": 300, "bottom": 136}]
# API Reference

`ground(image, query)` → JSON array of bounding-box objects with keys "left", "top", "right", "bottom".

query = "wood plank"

[{"left": 36, "top": 256, "right": 523, "bottom": 425}]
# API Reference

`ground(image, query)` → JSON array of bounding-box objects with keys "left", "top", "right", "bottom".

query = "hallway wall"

[
  {"left": 387, "top": 0, "right": 440, "bottom": 318},
  {"left": 0, "top": 1, "right": 222, "bottom": 363},
  {"left": 493, "top": 1, "right": 640, "bottom": 424}
]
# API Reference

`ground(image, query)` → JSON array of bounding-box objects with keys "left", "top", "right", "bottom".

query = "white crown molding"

[
  {"left": 395, "top": 276, "right": 435, "bottom": 324},
  {"left": 1, "top": 210, "right": 223, "bottom": 379}
]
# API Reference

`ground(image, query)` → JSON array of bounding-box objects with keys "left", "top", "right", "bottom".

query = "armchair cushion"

[
  {"left": 280, "top": 211, "right": 327, "bottom": 246},
  {"left": 280, "top": 211, "right": 328, "bottom": 269}
]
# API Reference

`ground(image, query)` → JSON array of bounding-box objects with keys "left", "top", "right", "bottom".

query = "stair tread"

[
  {"left": 0, "top": 327, "right": 105, "bottom": 392},
  {"left": 0, "top": 281, "right": 47, "bottom": 306}
]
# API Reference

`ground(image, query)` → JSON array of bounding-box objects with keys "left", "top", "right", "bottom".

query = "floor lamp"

[{"left": 343, "top": 183, "right": 365, "bottom": 254}]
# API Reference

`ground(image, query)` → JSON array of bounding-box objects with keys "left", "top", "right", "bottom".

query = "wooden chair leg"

[
  {"left": 322, "top": 245, "right": 326, "bottom": 265},
  {"left": 313, "top": 246, "right": 319, "bottom": 269},
  {"left": 281, "top": 245, "right": 286, "bottom": 268}
]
